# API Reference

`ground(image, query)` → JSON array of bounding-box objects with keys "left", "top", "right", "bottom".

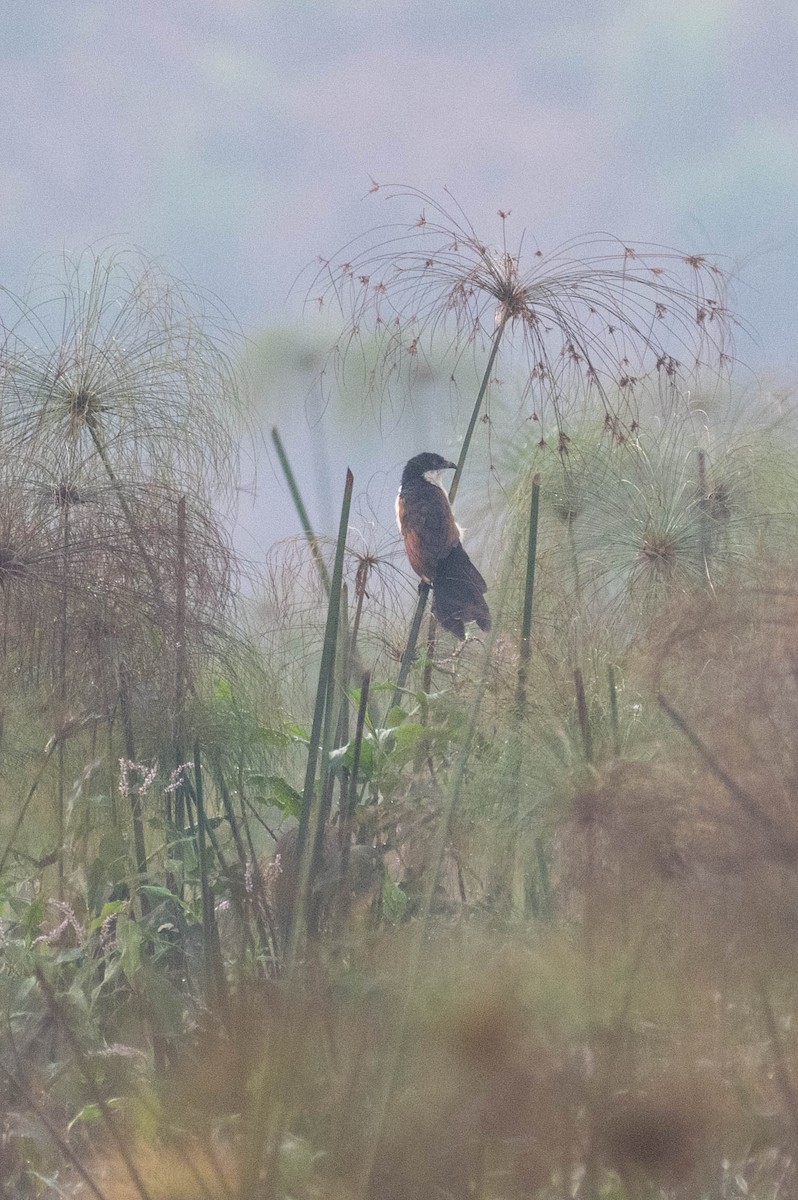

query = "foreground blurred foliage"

[{"left": 2, "top": 222, "right": 798, "bottom": 1200}]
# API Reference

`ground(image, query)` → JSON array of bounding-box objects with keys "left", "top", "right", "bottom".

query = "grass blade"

[
  {"left": 449, "top": 315, "right": 507, "bottom": 503},
  {"left": 272, "top": 426, "right": 331, "bottom": 592}
]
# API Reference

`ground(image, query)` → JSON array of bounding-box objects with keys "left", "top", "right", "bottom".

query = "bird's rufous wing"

[{"left": 396, "top": 482, "right": 460, "bottom": 582}]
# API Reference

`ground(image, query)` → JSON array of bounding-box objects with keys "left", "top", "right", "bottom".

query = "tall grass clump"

[{"left": 0, "top": 250, "right": 265, "bottom": 1138}]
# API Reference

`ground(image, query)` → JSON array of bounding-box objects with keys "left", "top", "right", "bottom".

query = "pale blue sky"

[{"left": 1, "top": 1, "right": 795, "bottom": 370}]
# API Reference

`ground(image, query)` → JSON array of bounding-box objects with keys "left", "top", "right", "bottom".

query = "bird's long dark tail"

[{"left": 432, "top": 542, "right": 491, "bottom": 640}]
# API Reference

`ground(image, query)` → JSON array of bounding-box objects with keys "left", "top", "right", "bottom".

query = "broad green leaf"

[
  {"left": 22, "top": 895, "right": 47, "bottom": 940},
  {"left": 328, "top": 738, "right": 375, "bottom": 780},
  {"left": 117, "top": 913, "right": 143, "bottom": 983},
  {"left": 381, "top": 877, "right": 409, "bottom": 924},
  {"left": 252, "top": 775, "right": 303, "bottom": 816}
]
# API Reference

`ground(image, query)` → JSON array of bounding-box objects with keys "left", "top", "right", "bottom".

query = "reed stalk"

[
  {"left": 271, "top": 426, "right": 331, "bottom": 591},
  {"left": 511, "top": 473, "right": 541, "bottom": 918}
]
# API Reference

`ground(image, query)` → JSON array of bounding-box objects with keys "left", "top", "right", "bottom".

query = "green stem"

[
  {"left": 194, "top": 741, "right": 225, "bottom": 1009},
  {"left": 87, "top": 422, "right": 162, "bottom": 597},
  {"left": 272, "top": 427, "right": 331, "bottom": 592},
  {"left": 117, "top": 666, "right": 150, "bottom": 915},
  {"left": 342, "top": 671, "right": 371, "bottom": 844},
  {"left": 574, "top": 668, "right": 593, "bottom": 764},
  {"left": 172, "top": 495, "right": 188, "bottom": 828},
  {"left": 511, "top": 472, "right": 541, "bottom": 918},
  {"left": 608, "top": 664, "right": 621, "bottom": 756},
  {"left": 515, "top": 473, "right": 541, "bottom": 716},
  {"left": 390, "top": 582, "right": 431, "bottom": 710},
  {"left": 449, "top": 314, "right": 508, "bottom": 504},
  {"left": 57, "top": 499, "right": 70, "bottom": 901}
]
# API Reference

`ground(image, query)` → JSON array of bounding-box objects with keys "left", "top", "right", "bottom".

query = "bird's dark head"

[{"left": 401, "top": 452, "right": 457, "bottom": 487}]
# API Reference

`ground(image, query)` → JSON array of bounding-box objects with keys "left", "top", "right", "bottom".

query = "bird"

[{"left": 395, "top": 451, "right": 491, "bottom": 640}]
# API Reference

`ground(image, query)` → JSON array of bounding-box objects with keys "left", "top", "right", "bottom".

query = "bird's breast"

[{"left": 396, "top": 479, "right": 461, "bottom": 582}]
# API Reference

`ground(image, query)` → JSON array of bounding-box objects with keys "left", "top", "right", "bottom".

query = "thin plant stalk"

[
  {"left": 172, "top": 495, "right": 188, "bottom": 829},
  {"left": 271, "top": 426, "right": 331, "bottom": 592},
  {"left": 697, "top": 448, "right": 711, "bottom": 575},
  {"left": 212, "top": 755, "right": 249, "bottom": 873},
  {"left": 511, "top": 472, "right": 541, "bottom": 918},
  {"left": 337, "top": 585, "right": 352, "bottom": 833},
  {"left": 117, "top": 664, "right": 150, "bottom": 915},
  {"left": 208, "top": 760, "right": 272, "bottom": 955},
  {"left": 309, "top": 584, "right": 350, "bottom": 934},
  {"left": 657, "top": 691, "right": 784, "bottom": 846},
  {"left": 234, "top": 765, "right": 278, "bottom": 960},
  {"left": 57, "top": 497, "right": 71, "bottom": 900},
  {"left": 533, "top": 837, "right": 552, "bottom": 917},
  {"left": 341, "top": 670, "right": 371, "bottom": 850},
  {"left": 574, "top": 668, "right": 594, "bottom": 764},
  {"left": 334, "top": 668, "right": 372, "bottom": 935},
  {"left": 193, "top": 741, "right": 225, "bottom": 1010},
  {"left": 515, "top": 473, "right": 541, "bottom": 715},
  {"left": 758, "top": 981, "right": 798, "bottom": 1144},
  {"left": 421, "top": 610, "right": 437, "bottom": 697},
  {"left": 449, "top": 313, "right": 508, "bottom": 503},
  {"left": 608, "top": 664, "right": 621, "bottom": 756},
  {"left": 87, "top": 421, "right": 162, "bottom": 597},
  {"left": 578, "top": 666, "right": 599, "bottom": 1200},
  {"left": 390, "top": 581, "right": 431, "bottom": 709}
]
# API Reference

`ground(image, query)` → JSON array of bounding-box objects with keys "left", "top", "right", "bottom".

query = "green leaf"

[
  {"left": 381, "top": 876, "right": 409, "bottom": 924},
  {"left": 252, "top": 775, "right": 303, "bottom": 817},
  {"left": 22, "top": 895, "right": 47, "bottom": 940},
  {"left": 388, "top": 722, "right": 426, "bottom": 757},
  {"left": 67, "top": 1103, "right": 102, "bottom": 1132},
  {"left": 116, "top": 913, "right": 143, "bottom": 983},
  {"left": 257, "top": 727, "right": 293, "bottom": 749},
  {"left": 329, "top": 738, "right": 375, "bottom": 780},
  {"left": 90, "top": 899, "right": 127, "bottom": 931}
]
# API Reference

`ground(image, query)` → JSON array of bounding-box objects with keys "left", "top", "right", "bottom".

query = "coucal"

[{"left": 396, "top": 452, "right": 491, "bottom": 640}]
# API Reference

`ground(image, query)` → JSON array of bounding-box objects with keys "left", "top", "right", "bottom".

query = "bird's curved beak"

[{"left": 443, "top": 460, "right": 457, "bottom": 471}]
